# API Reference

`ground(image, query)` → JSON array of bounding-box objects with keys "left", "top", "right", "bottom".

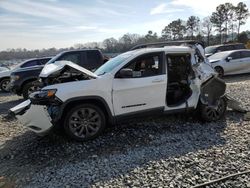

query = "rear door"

[
  {"left": 112, "top": 52, "right": 167, "bottom": 116},
  {"left": 225, "top": 51, "right": 245, "bottom": 75},
  {"left": 240, "top": 51, "right": 250, "bottom": 74}
]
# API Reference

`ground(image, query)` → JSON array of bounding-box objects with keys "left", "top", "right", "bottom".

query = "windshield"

[
  {"left": 205, "top": 46, "right": 217, "bottom": 54},
  {"left": 46, "top": 52, "right": 63, "bottom": 64},
  {"left": 208, "top": 51, "right": 229, "bottom": 60},
  {"left": 95, "top": 51, "right": 134, "bottom": 76}
]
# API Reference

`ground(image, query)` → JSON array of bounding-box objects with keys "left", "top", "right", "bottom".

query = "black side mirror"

[
  {"left": 226, "top": 57, "right": 232, "bottom": 62},
  {"left": 118, "top": 68, "right": 133, "bottom": 78}
]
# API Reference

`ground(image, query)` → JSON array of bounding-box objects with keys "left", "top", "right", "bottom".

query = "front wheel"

[
  {"left": 215, "top": 67, "right": 224, "bottom": 78},
  {"left": 22, "top": 81, "right": 40, "bottom": 99},
  {"left": 0, "top": 78, "right": 10, "bottom": 92},
  {"left": 199, "top": 97, "right": 227, "bottom": 122},
  {"left": 64, "top": 104, "right": 106, "bottom": 141}
]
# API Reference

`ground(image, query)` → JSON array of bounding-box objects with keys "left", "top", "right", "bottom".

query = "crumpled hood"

[{"left": 39, "top": 60, "right": 98, "bottom": 78}]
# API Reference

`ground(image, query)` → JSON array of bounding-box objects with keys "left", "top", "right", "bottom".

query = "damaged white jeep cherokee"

[{"left": 10, "top": 42, "right": 227, "bottom": 141}]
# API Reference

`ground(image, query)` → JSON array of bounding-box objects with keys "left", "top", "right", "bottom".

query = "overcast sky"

[{"left": 0, "top": 0, "right": 249, "bottom": 50}]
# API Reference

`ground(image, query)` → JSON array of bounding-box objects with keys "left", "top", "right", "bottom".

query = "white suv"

[{"left": 10, "top": 43, "right": 227, "bottom": 141}]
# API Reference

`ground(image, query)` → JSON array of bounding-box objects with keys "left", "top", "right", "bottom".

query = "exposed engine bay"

[
  {"left": 41, "top": 66, "right": 91, "bottom": 86},
  {"left": 38, "top": 60, "right": 97, "bottom": 87}
]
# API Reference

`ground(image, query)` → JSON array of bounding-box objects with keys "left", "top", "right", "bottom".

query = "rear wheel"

[
  {"left": 199, "top": 97, "right": 227, "bottom": 122},
  {"left": 22, "top": 81, "right": 39, "bottom": 99},
  {"left": 0, "top": 78, "right": 10, "bottom": 92},
  {"left": 215, "top": 67, "right": 224, "bottom": 78},
  {"left": 64, "top": 104, "right": 106, "bottom": 141}
]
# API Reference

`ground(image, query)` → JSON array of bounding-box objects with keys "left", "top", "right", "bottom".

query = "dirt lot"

[{"left": 0, "top": 75, "right": 250, "bottom": 188}]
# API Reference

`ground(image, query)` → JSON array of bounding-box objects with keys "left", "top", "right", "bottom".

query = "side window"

[
  {"left": 21, "top": 60, "right": 39, "bottom": 68},
  {"left": 123, "top": 53, "right": 163, "bottom": 78},
  {"left": 58, "top": 52, "right": 81, "bottom": 65},
  {"left": 241, "top": 51, "right": 250, "bottom": 58},
  {"left": 218, "top": 46, "right": 225, "bottom": 52},
  {"left": 224, "top": 45, "right": 233, "bottom": 51},
  {"left": 230, "top": 52, "right": 241, "bottom": 60},
  {"left": 86, "top": 51, "right": 102, "bottom": 65},
  {"left": 39, "top": 58, "right": 51, "bottom": 65}
]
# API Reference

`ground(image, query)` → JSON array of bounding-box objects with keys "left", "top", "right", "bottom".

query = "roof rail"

[{"left": 131, "top": 40, "right": 205, "bottom": 50}]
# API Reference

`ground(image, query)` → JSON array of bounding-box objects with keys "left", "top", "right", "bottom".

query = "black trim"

[
  {"left": 116, "top": 107, "right": 164, "bottom": 123},
  {"left": 122, "top": 103, "right": 146, "bottom": 109}
]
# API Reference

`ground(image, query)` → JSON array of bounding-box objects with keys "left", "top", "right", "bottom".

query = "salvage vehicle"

[
  {"left": 0, "top": 58, "right": 51, "bottom": 92},
  {"left": 9, "top": 49, "right": 108, "bottom": 99},
  {"left": 208, "top": 49, "right": 250, "bottom": 77},
  {"left": 10, "top": 41, "right": 227, "bottom": 141},
  {"left": 205, "top": 43, "right": 246, "bottom": 57}
]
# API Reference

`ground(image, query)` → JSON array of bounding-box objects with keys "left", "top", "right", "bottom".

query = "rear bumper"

[{"left": 10, "top": 100, "right": 54, "bottom": 135}]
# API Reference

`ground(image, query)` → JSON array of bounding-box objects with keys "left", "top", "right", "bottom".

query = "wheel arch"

[
  {"left": 0, "top": 76, "right": 10, "bottom": 82},
  {"left": 214, "top": 66, "right": 224, "bottom": 75},
  {"left": 59, "top": 96, "right": 115, "bottom": 126},
  {"left": 20, "top": 78, "right": 38, "bottom": 92}
]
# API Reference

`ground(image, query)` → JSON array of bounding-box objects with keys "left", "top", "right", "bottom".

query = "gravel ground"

[{"left": 0, "top": 75, "right": 250, "bottom": 188}]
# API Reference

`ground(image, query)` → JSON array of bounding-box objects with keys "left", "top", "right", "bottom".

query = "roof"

[{"left": 132, "top": 46, "right": 194, "bottom": 55}]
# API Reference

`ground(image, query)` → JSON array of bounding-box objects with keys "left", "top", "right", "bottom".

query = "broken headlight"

[{"left": 29, "top": 89, "right": 62, "bottom": 105}]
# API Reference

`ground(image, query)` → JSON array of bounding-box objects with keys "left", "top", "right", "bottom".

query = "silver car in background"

[{"left": 208, "top": 50, "right": 250, "bottom": 77}]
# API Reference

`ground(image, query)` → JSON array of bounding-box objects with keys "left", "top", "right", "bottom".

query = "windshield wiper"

[{"left": 97, "top": 72, "right": 106, "bottom": 76}]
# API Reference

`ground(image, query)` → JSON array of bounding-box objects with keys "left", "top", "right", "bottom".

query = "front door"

[{"left": 112, "top": 52, "right": 167, "bottom": 116}]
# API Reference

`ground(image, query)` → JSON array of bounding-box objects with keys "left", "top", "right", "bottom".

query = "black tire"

[
  {"left": 64, "top": 104, "right": 106, "bottom": 141},
  {"left": 215, "top": 67, "right": 224, "bottom": 78},
  {"left": 199, "top": 97, "right": 227, "bottom": 122},
  {"left": 22, "top": 81, "right": 39, "bottom": 99},
  {"left": 0, "top": 78, "right": 10, "bottom": 92}
]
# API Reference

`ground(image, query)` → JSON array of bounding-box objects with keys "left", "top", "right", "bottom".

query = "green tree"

[
  {"left": 186, "top": 16, "right": 200, "bottom": 39},
  {"left": 211, "top": 5, "right": 226, "bottom": 43},
  {"left": 235, "top": 2, "right": 249, "bottom": 39},
  {"left": 202, "top": 17, "right": 213, "bottom": 46},
  {"left": 162, "top": 19, "right": 186, "bottom": 40}
]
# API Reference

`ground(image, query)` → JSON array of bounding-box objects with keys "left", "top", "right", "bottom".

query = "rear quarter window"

[{"left": 241, "top": 51, "right": 250, "bottom": 58}]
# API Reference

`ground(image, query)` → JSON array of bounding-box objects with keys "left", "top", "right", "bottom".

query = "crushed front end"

[{"left": 9, "top": 89, "right": 62, "bottom": 135}]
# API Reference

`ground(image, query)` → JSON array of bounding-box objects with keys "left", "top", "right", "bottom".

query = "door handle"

[{"left": 152, "top": 79, "right": 164, "bottom": 83}]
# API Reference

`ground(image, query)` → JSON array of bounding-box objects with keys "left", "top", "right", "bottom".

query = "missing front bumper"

[{"left": 10, "top": 100, "right": 53, "bottom": 135}]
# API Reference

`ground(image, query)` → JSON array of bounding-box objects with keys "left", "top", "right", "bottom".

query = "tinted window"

[
  {"left": 234, "top": 44, "right": 246, "bottom": 49},
  {"left": 230, "top": 52, "right": 241, "bottom": 59},
  {"left": 58, "top": 52, "right": 81, "bottom": 65},
  {"left": 39, "top": 58, "right": 51, "bottom": 65},
  {"left": 122, "top": 53, "right": 163, "bottom": 78},
  {"left": 224, "top": 45, "right": 234, "bottom": 51},
  {"left": 21, "top": 60, "right": 39, "bottom": 68},
  {"left": 217, "top": 46, "right": 225, "bottom": 52},
  {"left": 86, "top": 51, "right": 102, "bottom": 64},
  {"left": 241, "top": 51, "right": 250, "bottom": 58}
]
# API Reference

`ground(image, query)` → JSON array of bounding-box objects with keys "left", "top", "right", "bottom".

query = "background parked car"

[
  {"left": 208, "top": 49, "right": 250, "bottom": 77},
  {"left": 9, "top": 57, "right": 52, "bottom": 98},
  {"left": 205, "top": 43, "right": 246, "bottom": 57},
  {"left": 0, "top": 67, "right": 9, "bottom": 72},
  {"left": 0, "top": 58, "right": 50, "bottom": 92}
]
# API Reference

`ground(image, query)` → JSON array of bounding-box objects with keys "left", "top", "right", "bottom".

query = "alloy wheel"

[{"left": 68, "top": 107, "right": 102, "bottom": 138}]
